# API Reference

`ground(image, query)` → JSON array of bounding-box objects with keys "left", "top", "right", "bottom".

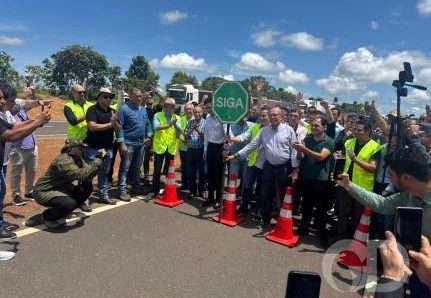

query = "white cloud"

[
  {"left": 150, "top": 53, "right": 208, "bottom": 71},
  {"left": 360, "top": 90, "right": 379, "bottom": 102},
  {"left": 251, "top": 29, "right": 281, "bottom": 48},
  {"left": 408, "top": 88, "right": 430, "bottom": 102},
  {"left": 417, "top": 67, "right": 431, "bottom": 82},
  {"left": 285, "top": 85, "right": 298, "bottom": 94},
  {"left": 370, "top": 21, "right": 379, "bottom": 30},
  {"left": 278, "top": 69, "right": 309, "bottom": 85},
  {"left": 0, "top": 21, "right": 26, "bottom": 32},
  {"left": 0, "top": 36, "right": 24, "bottom": 46},
  {"left": 223, "top": 74, "right": 234, "bottom": 81},
  {"left": 281, "top": 32, "right": 323, "bottom": 51},
  {"left": 160, "top": 10, "right": 188, "bottom": 25},
  {"left": 316, "top": 76, "right": 364, "bottom": 95},
  {"left": 235, "top": 52, "right": 286, "bottom": 72},
  {"left": 316, "top": 47, "right": 431, "bottom": 94},
  {"left": 418, "top": 0, "right": 431, "bottom": 16},
  {"left": 227, "top": 50, "right": 241, "bottom": 59}
]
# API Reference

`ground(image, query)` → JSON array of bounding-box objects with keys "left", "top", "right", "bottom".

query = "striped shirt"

[{"left": 185, "top": 118, "right": 206, "bottom": 148}]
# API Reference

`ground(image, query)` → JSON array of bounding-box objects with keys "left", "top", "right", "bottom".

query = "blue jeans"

[
  {"left": 229, "top": 157, "right": 248, "bottom": 197},
  {"left": 0, "top": 166, "right": 6, "bottom": 225},
  {"left": 187, "top": 147, "right": 206, "bottom": 195},
  {"left": 241, "top": 166, "right": 262, "bottom": 210},
  {"left": 85, "top": 147, "right": 113, "bottom": 200},
  {"left": 118, "top": 143, "right": 144, "bottom": 194}
]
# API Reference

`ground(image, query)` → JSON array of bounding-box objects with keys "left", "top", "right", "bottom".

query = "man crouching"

[{"left": 30, "top": 140, "right": 106, "bottom": 228}]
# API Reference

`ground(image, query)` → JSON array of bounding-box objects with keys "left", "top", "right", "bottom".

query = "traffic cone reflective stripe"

[
  {"left": 266, "top": 187, "right": 299, "bottom": 247},
  {"left": 279, "top": 208, "right": 292, "bottom": 219},
  {"left": 154, "top": 160, "right": 184, "bottom": 208},
  {"left": 212, "top": 174, "right": 244, "bottom": 227},
  {"left": 338, "top": 207, "right": 372, "bottom": 268}
]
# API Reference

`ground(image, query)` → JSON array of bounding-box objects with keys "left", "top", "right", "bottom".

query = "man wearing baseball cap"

[{"left": 83, "top": 87, "right": 121, "bottom": 208}]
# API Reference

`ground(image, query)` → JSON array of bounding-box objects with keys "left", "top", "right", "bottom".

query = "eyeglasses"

[
  {"left": 77, "top": 91, "right": 86, "bottom": 95},
  {"left": 102, "top": 95, "right": 113, "bottom": 100}
]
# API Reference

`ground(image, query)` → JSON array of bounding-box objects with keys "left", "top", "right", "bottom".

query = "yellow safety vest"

[
  {"left": 64, "top": 100, "right": 93, "bottom": 141},
  {"left": 179, "top": 114, "right": 188, "bottom": 151},
  {"left": 248, "top": 123, "right": 262, "bottom": 167},
  {"left": 305, "top": 122, "right": 312, "bottom": 135},
  {"left": 153, "top": 112, "right": 180, "bottom": 155},
  {"left": 344, "top": 138, "right": 381, "bottom": 191}
]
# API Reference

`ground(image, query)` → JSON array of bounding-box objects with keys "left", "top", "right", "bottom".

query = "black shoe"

[
  {"left": 237, "top": 206, "right": 248, "bottom": 214},
  {"left": 24, "top": 190, "right": 33, "bottom": 199},
  {"left": 213, "top": 201, "right": 220, "bottom": 209},
  {"left": 80, "top": 202, "right": 92, "bottom": 212},
  {"left": 0, "top": 226, "right": 17, "bottom": 240},
  {"left": 258, "top": 219, "right": 271, "bottom": 228},
  {"left": 13, "top": 195, "right": 27, "bottom": 206},
  {"left": 296, "top": 227, "right": 310, "bottom": 236},
  {"left": 99, "top": 198, "right": 116, "bottom": 205},
  {"left": 319, "top": 235, "right": 329, "bottom": 248},
  {"left": 25, "top": 214, "right": 44, "bottom": 227},
  {"left": 201, "top": 199, "right": 215, "bottom": 207}
]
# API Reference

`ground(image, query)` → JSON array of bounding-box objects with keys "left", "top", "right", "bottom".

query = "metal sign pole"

[{"left": 219, "top": 123, "right": 230, "bottom": 222}]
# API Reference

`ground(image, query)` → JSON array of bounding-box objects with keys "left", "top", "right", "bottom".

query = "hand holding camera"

[{"left": 96, "top": 149, "right": 107, "bottom": 159}]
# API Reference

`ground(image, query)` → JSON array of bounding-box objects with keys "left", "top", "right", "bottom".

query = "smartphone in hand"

[
  {"left": 286, "top": 271, "right": 321, "bottom": 298},
  {"left": 395, "top": 207, "right": 423, "bottom": 254}
]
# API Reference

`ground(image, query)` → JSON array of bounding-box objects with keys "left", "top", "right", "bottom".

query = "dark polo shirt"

[
  {"left": 300, "top": 134, "right": 335, "bottom": 181},
  {"left": 85, "top": 102, "right": 115, "bottom": 149}
]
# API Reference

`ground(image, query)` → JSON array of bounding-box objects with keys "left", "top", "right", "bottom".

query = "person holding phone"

[{"left": 337, "top": 146, "right": 431, "bottom": 297}]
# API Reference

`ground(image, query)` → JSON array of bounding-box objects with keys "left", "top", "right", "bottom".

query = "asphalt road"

[
  {"left": 0, "top": 195, "right": 361, "bottom": 298},
  {"left": 35, "top": 120, "right": 67, "bottom": 139}
]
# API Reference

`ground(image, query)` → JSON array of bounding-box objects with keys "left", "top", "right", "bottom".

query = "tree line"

[{"left": 0, "top": 44, "right": 367, "bottom": 113}]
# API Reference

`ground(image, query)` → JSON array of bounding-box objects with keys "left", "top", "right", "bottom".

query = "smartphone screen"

[
  {"left": 395, "top": 207, "right": 423, "bottom": 253},
  {"left": 286, "top": 271, "right": 321, "bottom": 298},
  {"left": 332, "top": 157, "right": 346, "bottom": 180}
]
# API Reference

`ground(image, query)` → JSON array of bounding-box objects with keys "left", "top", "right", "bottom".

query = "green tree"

[
  {"left": 45, "top": 45, "right": 110, "bottom": 94},
  {"left": 124, "top": 56, "right": 159, "bottom": 91},
  {"left": 107, "top": 65, "right": 122, "bottom": 87},
  {"left": 24, "top": 65, "right": 46, "bottom": 85},
  {"left": 267, "top": 87, "right": 296, "bottom": 103},
  {"left": 240, "top": 76, "right": 270, "bottom": 97},
  {"left": 200, "top": 76, "right": 226, "bottom": 91},
  {"left": 0, "top": 51, "right": 19, "bottom": 83},
  {"left": 167, "top": 71, "right": 198, "bottom": 89}
]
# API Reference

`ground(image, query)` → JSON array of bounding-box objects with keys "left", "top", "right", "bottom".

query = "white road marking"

[{"left": 16, "top": 197, "right": 143, "bottom": 238}]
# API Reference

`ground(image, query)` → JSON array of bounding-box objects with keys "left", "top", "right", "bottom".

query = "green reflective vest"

[
  {"left": 179, "top": 114, "right": 188, "bottom": 151},
  {"left": 248, "top": 123, "right": 262, "bottom": 167},
  {"left": 153, "top": 112, "right": 180, "bottom": 155},
  {"left": 344, "top": 138, "right": 381, "bottom": 191},
  {"left": 64, "top": 100, "right": 93, "bottom": 141}
]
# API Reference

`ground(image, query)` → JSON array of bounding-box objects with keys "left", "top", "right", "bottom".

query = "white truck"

[{"left": 167, "top": 84, "right": 212, "bottom": 111}]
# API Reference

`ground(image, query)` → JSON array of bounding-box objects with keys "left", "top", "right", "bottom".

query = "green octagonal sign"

[{"left": 212, "top": 82, "right": 249, "bottom": 124}]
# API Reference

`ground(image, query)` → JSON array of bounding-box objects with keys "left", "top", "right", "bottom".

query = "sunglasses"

[
  {"left": 77, "top": 91, "right": 86, "bottom": 94},
  {"left": 102, "top": 94, "right": 114, "bottom": 100}
]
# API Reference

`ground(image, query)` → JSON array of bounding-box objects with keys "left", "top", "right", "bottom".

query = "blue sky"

[{"left": 1, "top": 0, "right": 431, "bottom": 114}]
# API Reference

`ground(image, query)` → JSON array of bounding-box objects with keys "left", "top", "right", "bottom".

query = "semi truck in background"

[{"left": 167, "top": 84, "right": 212, "bottom": 112}]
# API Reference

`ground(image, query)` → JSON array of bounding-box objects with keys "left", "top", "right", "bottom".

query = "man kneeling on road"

[{"left": 29, "top": 140, "right": 106, "bottom": 228}]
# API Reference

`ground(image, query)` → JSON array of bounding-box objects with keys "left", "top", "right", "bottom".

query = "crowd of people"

[{"left": 0, "top": 82, "right": 431, "bottom": 296}]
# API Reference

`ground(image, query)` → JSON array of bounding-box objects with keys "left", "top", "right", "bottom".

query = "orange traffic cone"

[
  {"left": 337, "top": 207, "right": 372, "bottom": 268},
  {"left": 212, "top": 174, "right": 244, "bottom": 227},
  {"left": 266, "top": 187, "right": 299, "bottom": 247},
  {"left": 154, "top": 159, "right": 184, "bottom": 208}
]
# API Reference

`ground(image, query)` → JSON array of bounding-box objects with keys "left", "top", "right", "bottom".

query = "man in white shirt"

[{"left": 203, "top": 100, "right": 226, "bottom": 207}]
